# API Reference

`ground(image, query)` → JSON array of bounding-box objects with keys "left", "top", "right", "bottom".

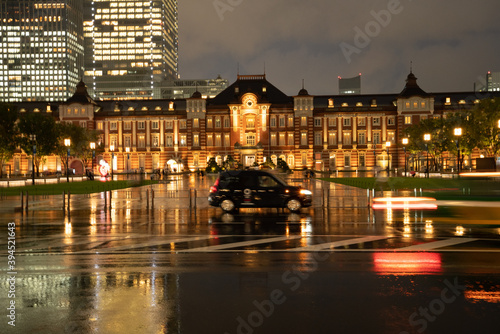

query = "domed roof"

[
  {"left": 398, "top": 71, "right": 431, "bottom": 98},
  {"left": 191, "top": 90, "right": 202, "bottom": 98},
  {"left": 298, "top": 88, "right": 309, "bottom": 96},
  {"left": 65, "top": 80, "right": 98, "bottom": 105}
]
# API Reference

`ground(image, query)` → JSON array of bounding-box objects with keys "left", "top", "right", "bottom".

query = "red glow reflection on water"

[{"left": 373, "top": 252, "right": 442, "bottom": 275}]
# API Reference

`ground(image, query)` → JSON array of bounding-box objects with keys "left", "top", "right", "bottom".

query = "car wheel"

[
  {"left": 286, "top": 198, "right": 302, "bottom": 213},
  {"left": 220, "top": 199, "right": 236, "bottom": 212}
]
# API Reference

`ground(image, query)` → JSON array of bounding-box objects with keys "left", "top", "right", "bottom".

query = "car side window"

[
  {"left": 258, "top": 175, "right": 279, "bottom": 188},
  {"left": 239, "top": 174, "right": 257, "bottom": 188}
]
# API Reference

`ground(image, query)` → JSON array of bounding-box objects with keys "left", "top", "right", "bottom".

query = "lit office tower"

[
  {"left": 0, "top": 1, "right": 84, "bottom": 102},
  {"left": 83, "top": 0, "right": 179, "bottom": 100}
]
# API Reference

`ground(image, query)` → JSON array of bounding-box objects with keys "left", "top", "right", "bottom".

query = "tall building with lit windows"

[
  {"left": 83, "top": 0, "right": 179, "bottom": 100},
  {"left": 0, "top": 1, "right": 84, "bottom": 102}
]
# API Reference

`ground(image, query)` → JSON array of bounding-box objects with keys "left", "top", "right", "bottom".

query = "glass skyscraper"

[
  {"left": 83, "top": 0, "right": 179, "bottom": 100},
  {"left": 0, "top": 1, "right": 84, "bottom": 102}
]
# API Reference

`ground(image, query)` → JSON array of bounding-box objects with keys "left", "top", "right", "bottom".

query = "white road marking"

[
  {"left": 397, "top": 238, "right": 478, "bottom": 251},
  {"left": 72, "top": 236, "right": 216, "bottom": 254},
  {"left": 181, "top": 235, "right": 302, "bottom": 252},
  {"left": 290, "top": 236, "right": 389, "bottom": 252}
]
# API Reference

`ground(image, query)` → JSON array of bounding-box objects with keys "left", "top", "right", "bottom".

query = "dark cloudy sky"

[{"left": 178, "top": 0, "right": 500, "bottom": 96}]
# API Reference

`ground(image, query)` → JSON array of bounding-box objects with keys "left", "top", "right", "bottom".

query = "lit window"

[{"left": 358, "top": 132, "right": 366, "bottom": 145}]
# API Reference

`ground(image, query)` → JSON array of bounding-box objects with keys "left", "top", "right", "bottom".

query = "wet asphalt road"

[{"left": 1, "top": 173, "right": 500, "bottom": 334}]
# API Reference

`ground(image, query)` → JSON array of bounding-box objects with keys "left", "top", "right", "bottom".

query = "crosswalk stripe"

[
  {"left": 74, "top": 236, "right": 216, "bottom": 254},
  {"left": 180, "top": 236, "right": 302, "bottom": 252},
  {"left": 290, "top": 236, "right": 389, "bottom": 252},
  {"left": 397, "top": 238, "right": 478, "bottom": 251}
]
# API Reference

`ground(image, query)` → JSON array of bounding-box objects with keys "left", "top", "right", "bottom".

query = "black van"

[{"left": 208, "top": 170, "right": 312, "bottom": 212}]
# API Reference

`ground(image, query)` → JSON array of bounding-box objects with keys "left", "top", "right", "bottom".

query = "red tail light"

[{"left": 210, "top": 178, "right": 220, "bottom": 193}]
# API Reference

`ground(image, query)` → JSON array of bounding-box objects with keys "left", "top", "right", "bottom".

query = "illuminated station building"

[
  {"left": 7, "top": 72, "right": 500, "bottom": 176},
  {"left": 0, "top": 0, "right": 84, "bottom": 102}
]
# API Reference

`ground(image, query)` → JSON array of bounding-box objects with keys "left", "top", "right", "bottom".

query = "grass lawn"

[
  {"left": 320, "top": 177, "right": 500, "bottom": 201},
  {"left": 0, "top": 179, "right": 158, "bottom": 196}
]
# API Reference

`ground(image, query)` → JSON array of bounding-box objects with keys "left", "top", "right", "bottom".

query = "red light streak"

[{"left": 373, "top": 253, "right": 442, "bottom": 275}]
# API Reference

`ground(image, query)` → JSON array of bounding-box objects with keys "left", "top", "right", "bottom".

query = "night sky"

[{"left": 178, "top": 0, "right": 500, "bottom": 96}]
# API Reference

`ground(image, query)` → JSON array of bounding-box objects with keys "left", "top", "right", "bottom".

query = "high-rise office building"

[
  {"left": 83, "top": 0, "right": 179, "bottom": 100},
  {"left": 0, "top": 1, "right": 84, "bottom": 102},
  {"left": 486, "top": 71, "right": 500, "bottom": 92},
  {"left": 338, "top": 74, "right": 361, "bottom": 95}
]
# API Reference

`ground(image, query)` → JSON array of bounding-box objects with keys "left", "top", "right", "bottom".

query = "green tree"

[
  {"left": 276, "top": 157, "right": 290, "bottom": 172},
  {"left": 56, "top": 122, "right": 100, "bottom": 172},
  {"left": 205, "top": 157, "right": 221, "bottom": 173},
  {"left": 404, "top": 117, "right": 453, "bottom": 171},
  {"left": 462, "top": 98, "right": 500, "bottom": 157},
  {"left": 0, "top": 103, "right": 20, "bottom": 178},
  {"left": 18, "top": 112, "right": 59, "bottom": 177}
]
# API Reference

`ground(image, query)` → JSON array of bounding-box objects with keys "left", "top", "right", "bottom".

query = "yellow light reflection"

[
  {"left": 464, "top": 290, "right": 500, "bottom": 303},
  {"left": 64, "top": 219, "right": 72, "bottom": 237},
  {"left": 425, "top": 220, "right": 434, "bottom": 236},
  {"left": 455, "top": 226, "right": 465, "bottom": 236}
]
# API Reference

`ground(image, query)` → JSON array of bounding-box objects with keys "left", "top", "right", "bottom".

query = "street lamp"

[
  {"left": 402, "top": 138, "right": 409, "bottom": 177},
  {"left": 125, "top": 147, "right": 130, "bottom": 179},
  {"left": 64, "top": 138, "right": 71, "bottom": 182},
  {"left": 109, "top": 144, "right": 115, "bottom": 180},
  {"left": 90, "top": 142, "right": 96, "bottom": 176},
  {"left": 385, "top": 141, "right": 391, "bottom": 173},
  {"left": 30, "top": 134, "right": 36, "bottom": 185},
  {"left": 424, "top": 133, "right": 431, "bottom": 178},
  {"left": 454, "top": 128, "right": 462, "bottom": 176}
]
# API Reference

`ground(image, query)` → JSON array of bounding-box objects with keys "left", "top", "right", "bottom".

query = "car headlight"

[{"left": 300, "top": 189, "right": 312, "bottom": 196}]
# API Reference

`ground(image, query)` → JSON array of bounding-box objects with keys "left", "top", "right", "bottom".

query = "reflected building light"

[
  {"left": 64, "top": 219, "right": 72, "bottom": 238},
  {"left": 387, "top": 208, "right": 393, "bottom": 226},
  {"left": 425, "top": 220, "right": 434, "bottom": 236},
  {"left": 403, "top": 225, "right": 411, "bottom": 238},
  {"left": 403, "top": 209, "right": 410, "bottom": 226},
  {"left": 455, "top": 226, "right": 465, "bottom": 236},
  {"left": 464, "top": 290, "right": 500, "bottom": 303}
]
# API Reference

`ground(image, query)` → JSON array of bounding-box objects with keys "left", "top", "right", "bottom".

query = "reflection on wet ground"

[{"left": 1, "top": 174, "right": 500, "bottom": 333}]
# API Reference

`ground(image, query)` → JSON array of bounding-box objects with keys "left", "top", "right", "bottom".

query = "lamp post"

[
  {"left": 125, "top": 147, "right": 130, "bottom": 179},
  {"left": 402, "top": 138, "right": 408, "bottom": 177},
  {"left": 90, "top": 142, "right": 96, "bottom": 175},
  {"left": 454, "top": 128, "right": 462, "bottom": 177},
  {"left": 424, "top": 133, "right": 431, "bottom": 178},
  {"left": 385, "top": 141, "right": 391, "bottom": 174},
  {"left": 64, "top": 138, "right": 71, "bottom": 182},
  {"left": 30, "top": 134, "right": 36, "bottom": 185},
  {"left": 110, "top": 144, "right": 115, "bottom": 180}
]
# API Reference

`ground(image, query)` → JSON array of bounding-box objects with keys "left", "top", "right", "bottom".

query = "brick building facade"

[{"left": 6, "top": 72, "right": 499, "bottom": 176}]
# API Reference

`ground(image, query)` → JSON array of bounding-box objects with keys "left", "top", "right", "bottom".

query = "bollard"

[
  {"left": 25, "top": 191, "right": 29, "bottom": 212},
  {"left": 367, "top": 189, "right": 371, "bottom": 208},
  {"left": 109, "top": 190, "right": 112, "bottom": 209},
  {"left": 193, "top": 189, "right": 197, "bottom": 208},
  {"left": 146, "top": 189, "right": 149, "bottom": 210},
  {"left": 21, "top": 191, "right": 24, "bottom": 212},
  {"left": 67, "top": 190, "right": 71, "bottom": 213},
  {"left": 151, "top": 189, "right": 154, "bottom": 209},
  {"left": 63, "top": 191, "right": 66, "bottom": 212},
  {"left": 104, "top": 190, "right": 107, "bottom": 210}
]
